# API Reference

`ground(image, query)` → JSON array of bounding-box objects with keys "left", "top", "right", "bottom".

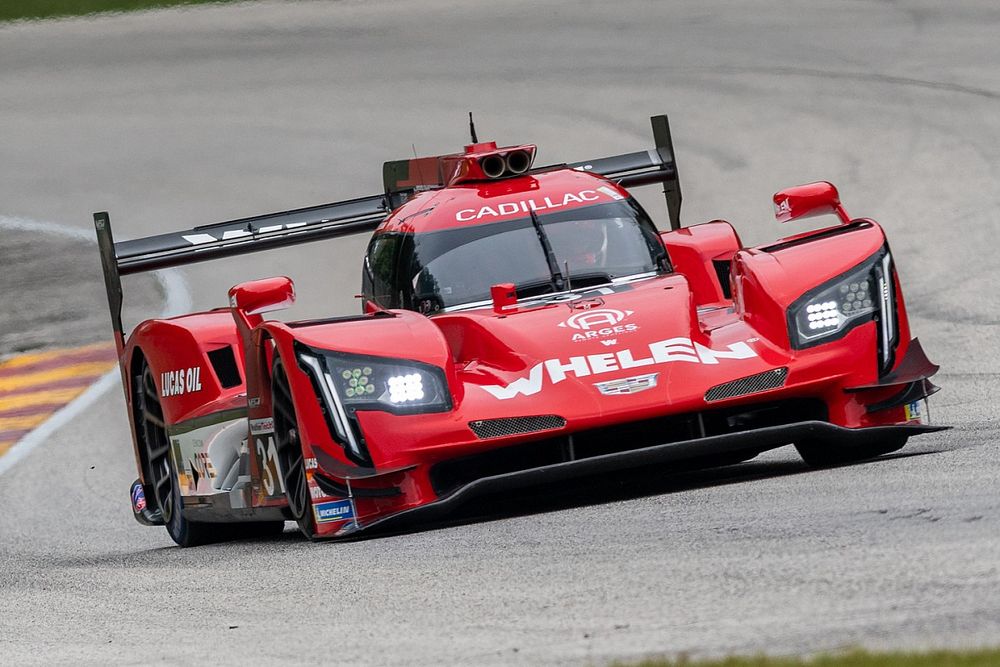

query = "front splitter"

[{"left": 325, "top": 420, "right": 947, "bottom": 539}]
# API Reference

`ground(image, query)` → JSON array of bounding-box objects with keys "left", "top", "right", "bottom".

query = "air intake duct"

[
  {"left": 469, "top": 415, "right": 566, "bottom": 439},
  {"left": 704, "top": 368, "right": 789, "bottom": 402}
]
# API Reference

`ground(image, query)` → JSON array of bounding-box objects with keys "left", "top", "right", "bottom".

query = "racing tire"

[
  {"left": 137, "top": 361, "right": 215, "bottom": 547},
  {"left": 272, "top": 359, "right": 317, "bottom": 540},
  {"left": 138, "top": 361, "right": 286, "bottom": 546},
  {"left": 794, "top": 435, "right": 908, "bottom": 468}
]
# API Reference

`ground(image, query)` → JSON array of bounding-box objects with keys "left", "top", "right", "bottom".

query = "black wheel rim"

[
  {"left": 139, "top": 364, "right": 175, "bottom": 523},
  {"left": 272, "top": 362, "right": 309, "bottom": 521}
]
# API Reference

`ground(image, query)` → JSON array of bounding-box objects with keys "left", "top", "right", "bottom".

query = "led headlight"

[
  {"left": 298, "top": 348, "right": 450, "bottom": 415},
  {"left": 787, "top": 247, "right": 897, "bottom": 365}
]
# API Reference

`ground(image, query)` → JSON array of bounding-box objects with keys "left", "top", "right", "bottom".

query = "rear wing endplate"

[{"left": 94, "top": 194, "right": 389, "bottom": 356}]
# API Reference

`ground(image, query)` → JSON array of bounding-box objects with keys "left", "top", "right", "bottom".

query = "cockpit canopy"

[{"left": 362, "top": 198, "right": 669, "bottom": 313}]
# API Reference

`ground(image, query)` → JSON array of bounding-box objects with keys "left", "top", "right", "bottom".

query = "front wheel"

[
  {"left": 272, "top": 359, "right": 316, "bottom": 539},
  {"left": 138, "top": 361, "right": 285, "bottom": 546},
  {"left": 795, "top": 435, "right": 908, "bottom": 468},
  {"left": 137, "top": 361, "right": 215, "bottom": 547}
]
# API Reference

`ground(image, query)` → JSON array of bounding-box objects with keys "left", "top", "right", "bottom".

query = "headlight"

[
  {"left": 787, "top": 247, "right": 897, "bottom": 367},
  {"left": 296, "top": 347, "right": 451, "bottom": 467},
  {"left": 326, "top": 358, "right": 449, "bottom": 412},
  {"left": 297, "top": 347, "right": 451, "bottom": 415}
]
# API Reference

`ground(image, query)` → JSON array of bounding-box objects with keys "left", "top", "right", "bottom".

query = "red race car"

[{"left": 95, "top": 114, "right": 945, "bottom": 546}]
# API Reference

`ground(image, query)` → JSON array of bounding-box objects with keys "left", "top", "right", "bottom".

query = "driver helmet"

[{"left": 562, "top": 218, "right": 608, "bottom": 268}]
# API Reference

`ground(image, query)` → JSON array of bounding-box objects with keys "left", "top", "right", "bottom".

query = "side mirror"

[
  {"left": 229, "top": 276, "right": 295, "bottom": 316},
  {"left": 772, "top": 181, "right": 850, "bottom": 224}
]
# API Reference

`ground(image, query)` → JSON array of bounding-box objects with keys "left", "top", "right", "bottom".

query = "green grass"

[
  {"left": 0, "top": 0, "right": 237, "bottom": 22},
  {"left": 614, "top": 648, "right": 1000, "bottom": 667}
]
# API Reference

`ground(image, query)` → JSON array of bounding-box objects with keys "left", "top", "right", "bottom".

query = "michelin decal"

[{"left": 314, "top": 499, "right": 355, "bottom": 524}]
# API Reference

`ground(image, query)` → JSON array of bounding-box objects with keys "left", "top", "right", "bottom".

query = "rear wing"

[
  {"left": 94, "top": 194, "right": 389, "bottom": 355},
  {"left": 382, "top": 114, "right": 683, "bottom": 230},
  {"left": 96, "top": 113, "right": 682, "bottom": 353}
]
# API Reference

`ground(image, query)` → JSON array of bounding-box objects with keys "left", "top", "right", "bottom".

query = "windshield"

[{"left": 394, "top": 199, "right": 668, "bottom": 311}]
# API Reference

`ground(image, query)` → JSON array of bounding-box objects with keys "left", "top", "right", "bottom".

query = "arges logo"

[
  {"left": 559, "top": 308, "right": 631, "bottom": 330},
  {"left": 558, "top": 308, "right": 638, "bottom": 343}
]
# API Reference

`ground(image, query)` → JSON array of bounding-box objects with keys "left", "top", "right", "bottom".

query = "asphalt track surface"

[
  {"left": 0, "top": 225, "right": 162, "bottom": 358},
  {"left": 1, "top": 1, "right": 998, "bottom": 664}
]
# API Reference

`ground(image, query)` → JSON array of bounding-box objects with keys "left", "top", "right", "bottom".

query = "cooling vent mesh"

[
  {"left": 704, "top": 367, "right": 789, "bottom": 402},
  {"left": 468, "top": 415, "right": 566, "bottom": 440}
]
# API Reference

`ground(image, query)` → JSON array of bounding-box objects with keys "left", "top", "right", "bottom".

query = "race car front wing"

[{"left": 327, "top": 420, "right": 946, "bottom": 539}]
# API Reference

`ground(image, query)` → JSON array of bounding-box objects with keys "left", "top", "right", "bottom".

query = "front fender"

[
  {"left": 256, "top": 311, "right": 458, "bottom": 470},
  {"left": 733, "top": 220, "right": 889, "bottom": 348},
  {"left": 125, "top": 311, "right": 244, "bottom": 426}
]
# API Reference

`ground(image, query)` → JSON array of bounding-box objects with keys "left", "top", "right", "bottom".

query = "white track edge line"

[{"left": 0, "top": 215, "right": 192, "bottom": 477}]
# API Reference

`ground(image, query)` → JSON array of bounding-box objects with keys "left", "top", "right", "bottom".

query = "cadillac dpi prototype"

[{"left": 95, "top": 115, "right": 945, "bottom": 546}]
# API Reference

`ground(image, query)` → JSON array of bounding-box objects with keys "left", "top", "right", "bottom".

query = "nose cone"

[
  {"left": 438, "top": 276, "right": 705, "bottom": 403},
  {"left": 434, "top": 274, "right": 772, "bottom": 422}
]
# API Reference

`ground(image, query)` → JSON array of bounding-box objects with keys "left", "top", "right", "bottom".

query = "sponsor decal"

[
  {"left": 597, "top": 185, "right": 624, "bottom": 201},
  {"left": 455, "top": 189, "right": 610, "bottom": 222},
  {"left": 310, "top": 484, "right": 327, "bottom": 500},
  {"left": 567, "top": 297, "right": 604, "bottom": 310},
  {"left": 249, "top": 417, "right": 274, "bottom": 435},
  {"left": 314, "top": 499, "right": 355, "bottom": 524},
  {"left": 560, "top": 308, "right": 632, "bottom": 330},
  {"left": 774, "top": 197, "right": 792, "bottom": 220},
  {"left": 304, "top": 457, "right": 318, "bottom": 470},
  {"left": 558, "top": 308, "right": 639, "bottom": 343},
  {"left": 185, "top": 459, "right": 200, "bottom": 493},
  {"left": 248, "top": 397, "right": 261, "bottom": 408},
  {"left": 193, "top": 451, "right": 217, "bottom": 480},
  {"left": 160, "top": 366, "right": 203, "bottom": 397},
  {"left": 594, "top": 373, "right": 659, "bottom": 396},
  {"left": 255, "top": 436, "right": 285, "bottom": 498},
  {"left": 479, "top": 337, "right": 758, "bottom": 400},
  {"left": 130, "top": 482, "right": 147, "bottom": 513},
  {"left": 904, "top": 400, "right": 923, "bottom": 423},
  {"left": 182, "top": 222, "right": 308, "bottom": 246}
]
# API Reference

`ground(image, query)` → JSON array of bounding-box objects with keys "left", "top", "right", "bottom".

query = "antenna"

[
  {"left": 468, "top": 112, "right": 479, "bottom": 144},
  {"left": 411, "top": 143, "right": 427, "bottom": 188}
]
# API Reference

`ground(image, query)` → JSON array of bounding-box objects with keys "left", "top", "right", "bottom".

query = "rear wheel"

[
  {"left": 795, "top": 435, "right": 908, "bottom": 468},
  {"left": 138, "top": 361, "right": 285, "bottom": 546},
  {"left": 272, "top": 360, "right": 316, "bottom": 539}
]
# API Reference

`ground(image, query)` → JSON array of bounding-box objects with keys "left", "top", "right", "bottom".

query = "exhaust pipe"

[
  {"left": 480, "top": 154, "right": 506, "bottom": 179},
  {"left": 504, "top": 150, "right": 532, "bottom": 175}
]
